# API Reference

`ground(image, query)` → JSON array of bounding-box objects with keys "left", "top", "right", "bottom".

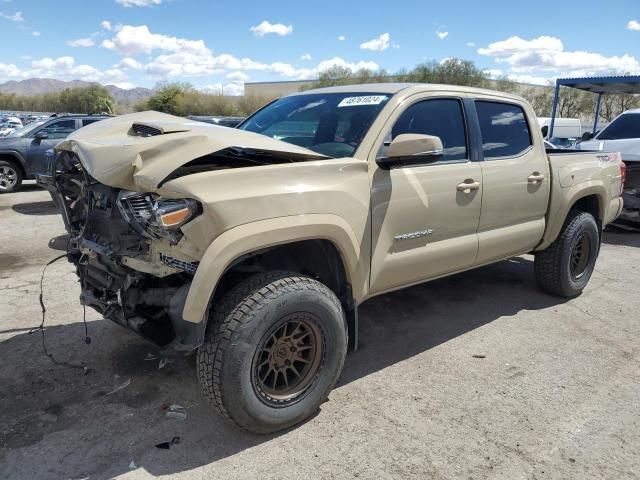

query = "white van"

[{"left": 538, "top": 117, "right": 583, "bottom": 147}]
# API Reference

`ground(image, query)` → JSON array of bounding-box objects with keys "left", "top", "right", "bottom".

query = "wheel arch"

[
  {"left": 182, "top": 214, "right": 366, "bottom": 348},
  {"left": 0, "top": 151, "right": 26, "bottom": 178},
  {"left": 537, "top": 183, "right": 606, "bottom": 251}
]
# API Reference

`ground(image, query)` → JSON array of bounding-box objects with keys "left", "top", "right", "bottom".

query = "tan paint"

[
  {"left": 474, "top": 95, "right": 550, "bottom": 263},
  {"left": 54, "top": 84, "right": 623, "bottom": 325},
  {"left": 536, "top": 152, "right": 623, "bottom": 250},
  {"left": 182, "top": 214, "right": 367, "bottom": 322},
  {"left": 367, "top": 89, "right": 482, "bottom": 293}
]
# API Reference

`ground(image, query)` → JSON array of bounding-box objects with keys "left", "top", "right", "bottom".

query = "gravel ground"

[{"left": 1, "top": 184, "right": 639, "bottom": 480}]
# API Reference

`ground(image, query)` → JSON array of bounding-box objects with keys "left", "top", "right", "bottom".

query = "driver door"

[{"left": 369, "top": 96, "right": 483, "bottom": 294}]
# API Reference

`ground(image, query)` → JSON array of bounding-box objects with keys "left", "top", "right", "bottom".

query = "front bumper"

[{"left": 41, "top": 151, "right": 206, "bottom": 352}]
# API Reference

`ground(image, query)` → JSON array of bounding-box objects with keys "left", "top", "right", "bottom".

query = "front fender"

[{"left": 182, "top": 214, "right": 366, "bottom": 323}]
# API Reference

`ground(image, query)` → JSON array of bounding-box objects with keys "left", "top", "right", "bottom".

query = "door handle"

[
  {"left": 527, "top": 172, "right": 545, "bottom": 183},
  {"left": 457, "top": 180, "right": 481, "bottom": 192}
]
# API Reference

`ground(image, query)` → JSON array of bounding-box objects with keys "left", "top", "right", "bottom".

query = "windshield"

[
  {"left": 239, "top": 92, "right": 392, "bottom": 158},
  {"left": 7, "top": 120, "right": 46, "bottom": 138},
  {"left": 597, "top": 113, "right": 640, "bottom": 140}
]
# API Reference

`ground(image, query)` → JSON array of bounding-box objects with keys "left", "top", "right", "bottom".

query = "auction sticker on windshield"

[{"left": 338, "top": 95, "right": 387, "bottom": 107}]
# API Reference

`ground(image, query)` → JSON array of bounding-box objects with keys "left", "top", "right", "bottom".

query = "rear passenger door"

[
  {"left": 474, "top": 100, "right": 550, "bottom": 264},
  {"left": 369, "top": 96, "right": 483, "bottom": 294}
]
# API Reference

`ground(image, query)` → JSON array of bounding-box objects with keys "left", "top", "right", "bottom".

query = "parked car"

[
  {"left": 41, "top": 85, "right": 624, "bottom": 433},
  {"left": 577, "top": 108, "right": 640, "bottom": 227},
  {"left": 0, "top": 114, "right": 109, "bottom": 193},
  {"left": 187, "top": 115, "right": 245, "bottom": 128}
]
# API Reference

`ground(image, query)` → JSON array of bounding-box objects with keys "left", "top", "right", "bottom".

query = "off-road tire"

[
  {"left": 534, "top": 210, "right": 600, "bottom": 297},
  {"left": 0, "top": 160, "right": 23, "bottom": 193},
  {"left": 197, "top": 271, "right": 348, "bottom": 434}
]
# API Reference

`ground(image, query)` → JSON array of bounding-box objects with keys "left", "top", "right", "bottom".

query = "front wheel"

[
  {"left": 534, "top": 211, "right": 600, "bottom": 297},
  {"left": 197, "top": 272, "right": 347, "bottom": 433},
  {"left": 0, "top": 160, "right": 23, "bottom": 193}
]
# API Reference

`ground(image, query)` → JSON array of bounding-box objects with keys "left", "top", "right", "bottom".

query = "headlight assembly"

[{"left": 118, "top": 190, "right": 199, "bottom": 239}]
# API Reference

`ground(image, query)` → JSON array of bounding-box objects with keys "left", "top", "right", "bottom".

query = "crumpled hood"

[{"left": 55, "top": 111, "right": 327, "bottom": 191}]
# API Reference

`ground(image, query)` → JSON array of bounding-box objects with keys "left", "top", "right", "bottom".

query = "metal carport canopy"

[{"left": 549, "top": 75, "right": 640, "bottom": 138}]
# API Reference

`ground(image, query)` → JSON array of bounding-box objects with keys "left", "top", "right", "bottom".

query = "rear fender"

[{"left": 537, "top": 181, "right": 606, "bottom": 250}]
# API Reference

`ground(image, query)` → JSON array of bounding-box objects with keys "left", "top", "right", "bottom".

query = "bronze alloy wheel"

[
  {"left": 252, "top": 314, "right": 325, "bottom": 406},
  {"left": 570, "top": 232, "right": 592, "bottom": 281}
]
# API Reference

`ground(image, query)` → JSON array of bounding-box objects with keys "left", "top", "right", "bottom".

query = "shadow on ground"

[
  {"left": 11, "top": 200, "right": 58, "bottom": 216},
  {"left": 602, "top": 229, "right": 640, "bottom": 248},
  {"left": 0, "top": 256, "right": 568, "bottom": 478},
  {"left": 12, "top": 183, "right": 43, "bottom": 193}
]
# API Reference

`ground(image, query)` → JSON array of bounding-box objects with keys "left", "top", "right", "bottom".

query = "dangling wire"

[{"left": 31, "top": 254, "right": 89, "bottom": 372}]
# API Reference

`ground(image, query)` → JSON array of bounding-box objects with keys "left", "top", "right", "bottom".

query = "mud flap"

[{"left": 346, "top": 305, "right": 359, "bottom": 352}]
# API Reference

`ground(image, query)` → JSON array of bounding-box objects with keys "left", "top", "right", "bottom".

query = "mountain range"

[{"left": 0, "top": 78, "right": 153, "bottom": 104}]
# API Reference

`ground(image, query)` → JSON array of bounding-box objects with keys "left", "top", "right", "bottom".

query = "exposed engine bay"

[{"left": 44, "top": 151, "right": 204, "bottom": 350}]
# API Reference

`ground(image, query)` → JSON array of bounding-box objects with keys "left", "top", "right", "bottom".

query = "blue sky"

[{"left": 0, "top": 0, "right": 639, "bottom": 93}]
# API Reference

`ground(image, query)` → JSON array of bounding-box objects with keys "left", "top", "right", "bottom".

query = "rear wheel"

[
  {"left": 197, "top": 271, "right": 347, "bottom": 433},
  {"left": 0, "top": 160, "right": 22, "bottom": 193},
  {"left": 534, "top": 211, "right": 600, "bottom": 297}
]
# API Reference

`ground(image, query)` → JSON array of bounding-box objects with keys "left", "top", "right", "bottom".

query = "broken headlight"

[{"left": 117, "top": 190, "right": 199, "bottom": 239}]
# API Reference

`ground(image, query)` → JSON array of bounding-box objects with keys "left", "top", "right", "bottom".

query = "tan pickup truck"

[{"left": 42, "top": 83, "right": 625, "bottom": 433}]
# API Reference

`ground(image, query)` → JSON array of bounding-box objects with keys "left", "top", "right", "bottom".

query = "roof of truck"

[{"left": 296, "top": 82, "right": 526, "bottom": 101}]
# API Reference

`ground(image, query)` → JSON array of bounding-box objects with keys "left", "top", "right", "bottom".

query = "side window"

[
  {"left": 476, "top": 101, "right": 532, "bottom": 159},
  {"left": 386, "top": 99, "right": 467, "bottom": 161},
  {"left": 39, "top": 119, "right": 77, "bottom": 139},
  {"left": 82, "top": 118, "right": 102, "bottom": 127}
]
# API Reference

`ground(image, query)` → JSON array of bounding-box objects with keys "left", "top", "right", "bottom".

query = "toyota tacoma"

[{"left": 40, "top": 84, "right": 625, "bottom": 433}]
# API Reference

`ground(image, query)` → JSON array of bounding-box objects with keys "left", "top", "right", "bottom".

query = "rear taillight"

[{"left": 620, "top": 162, "right": 626, "bottom": 195}]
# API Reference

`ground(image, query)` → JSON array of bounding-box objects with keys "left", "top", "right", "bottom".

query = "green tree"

[
  {"left": 598, "top": 93, "right": 640, "bottom": 122},
  {"left": 59, "top": 85, "right": 115, "bottom": 114},
  {"left": 142, "top": 82, "right": 192, "bottom": 114},
  {"left": 305, "top": 58, "right": 488, "bottom": 91}
]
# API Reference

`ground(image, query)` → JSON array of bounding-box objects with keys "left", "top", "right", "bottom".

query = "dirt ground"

[{"left": 1, "top": 184, "right": 639, "bottom": 480}]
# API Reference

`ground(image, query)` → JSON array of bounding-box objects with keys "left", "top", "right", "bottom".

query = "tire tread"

[
  {"left": 196, "top": 271, "right": 344, "bottom": 429},
  {"left": 534, "top": 210, "right": 598, "bottom": 297}
]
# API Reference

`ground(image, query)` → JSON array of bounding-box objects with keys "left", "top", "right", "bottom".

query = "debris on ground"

[
  {"left": 144, "top": 352, "right": 158, "bottom": 361},
  {"left": 158, "top": 357, "right": 173, "bottom": 370},
  {"left": 165, "top": 404, "right": 186, "bottom": 420},
  {"left": 128, "top": 460, "right": 136, "bottom": 470},
  {"left": 105, "top": 377, "right": 131, "bottom": 396},
  {"left": 155, "top": 436, "right": 181, "bottom": 450},
  {"left": 472, "top": 354, "right": 486, "bottom": 359}
]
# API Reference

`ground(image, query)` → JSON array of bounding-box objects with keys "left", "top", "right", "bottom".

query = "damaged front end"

[{"left": 43, "top": 150, "right": 204, "bottom": 351}]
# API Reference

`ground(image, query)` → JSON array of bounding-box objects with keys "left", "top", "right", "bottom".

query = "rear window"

[
  {"left": 597, "top": 113, "right": 640, "bottom": 140},
  {"left": 476, "top": 101, "right": 532, "bottom": 159}
]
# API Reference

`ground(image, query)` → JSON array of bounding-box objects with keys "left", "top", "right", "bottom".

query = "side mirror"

[
  {"left": 581, "top": 131, "right": 593, "bottom": 141},
  {"left": 377, "top": 134, "right": 444, "bottom": 170},
  {"left": 34, "top": 130, "right": 48, "bottom": 141}
]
